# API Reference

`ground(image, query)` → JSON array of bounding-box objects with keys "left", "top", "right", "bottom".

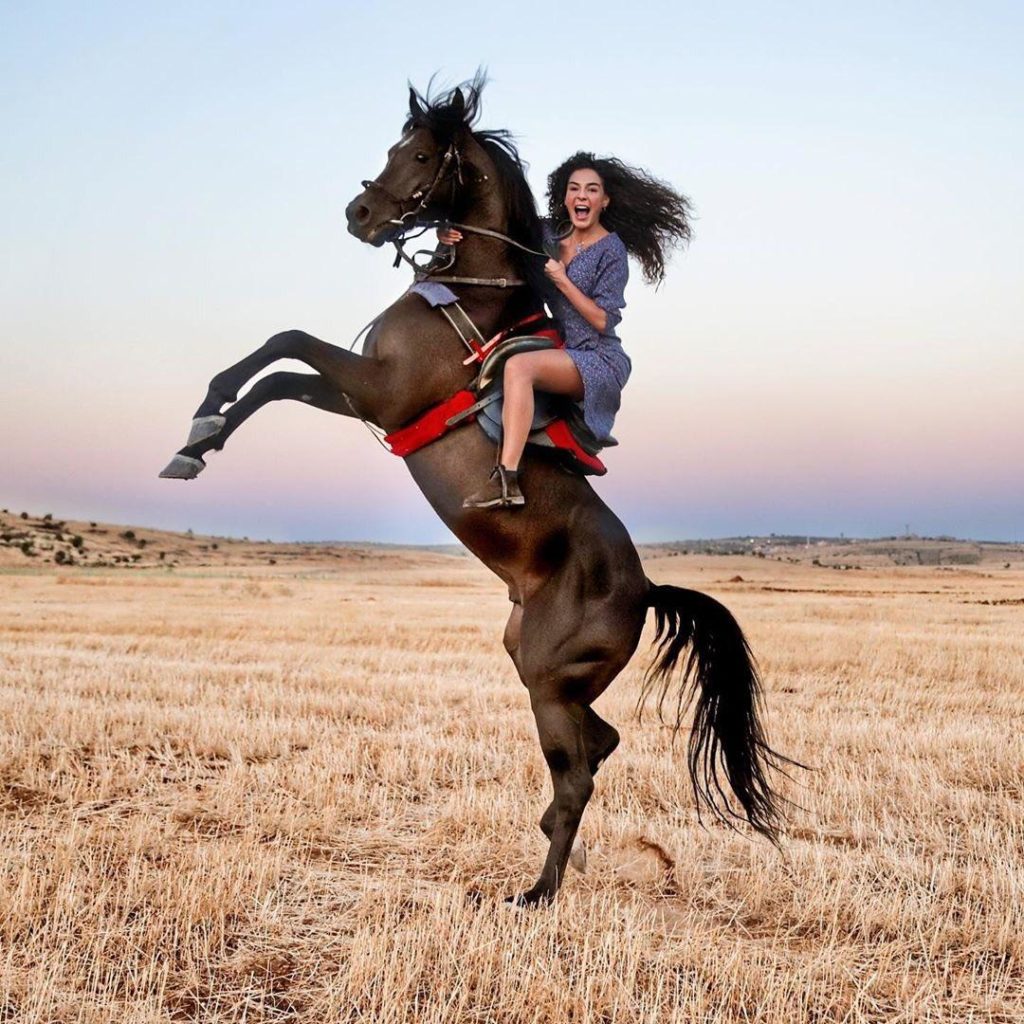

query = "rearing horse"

[{"left": 161, "top": 78, "right": 791, "bottom": 905}]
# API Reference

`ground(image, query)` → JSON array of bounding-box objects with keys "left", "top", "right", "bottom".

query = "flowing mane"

[{"left": 405, "top": 73, "right": 552, "bottom": 305}]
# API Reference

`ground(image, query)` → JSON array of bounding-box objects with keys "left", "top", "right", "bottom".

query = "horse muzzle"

[{"left": 345, "top": 192, "right": 399, "bottom": 246}]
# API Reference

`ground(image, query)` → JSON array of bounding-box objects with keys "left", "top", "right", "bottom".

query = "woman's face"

[{"left": 564, "top": 168, "right": 608, "bottom": 232}]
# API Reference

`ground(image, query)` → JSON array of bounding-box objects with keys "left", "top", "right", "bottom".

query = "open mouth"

[
  {"left": 573, "top": 205, "right": 590, "bottom": 219},
  {"left": 362, "top": 219, "right": 403, "bottom": 246}
]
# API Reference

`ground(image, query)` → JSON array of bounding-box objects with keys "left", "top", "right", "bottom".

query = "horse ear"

[
  {"left": 450, "top": 87, "right": 466, "bottom": 121},
  {"left": 408, "top": 86, "right": 424, "bottom": 120}
]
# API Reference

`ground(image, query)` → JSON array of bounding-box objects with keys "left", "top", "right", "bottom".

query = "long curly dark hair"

[{"left": 546, "top": 153, "right": 693, "bottom": 285}]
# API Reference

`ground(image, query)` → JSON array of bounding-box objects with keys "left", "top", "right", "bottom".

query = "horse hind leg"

[
  {"left": 513, "top": 697, "right": 595, "bottom": 906},
  {"left": 499, "top": 599, "right": 599, "bottom": 881},
  {"left": 503, "top": 600, "right": 587, "bottom": 867},
  {"left": 583, "top": 705, "right": 620, "bottom": 774},
  {"left": 502, "top": 601, "right": 523, "bottom": 675},
  {"left": 538, "top": 708, "right": 618, "bottom": 831},
  {"left": 538, "top": 706, "right": 619, "bottom": 873}
]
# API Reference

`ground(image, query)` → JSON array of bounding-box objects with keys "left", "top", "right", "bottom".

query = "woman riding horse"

[
  {"left": 160, "top": 74, "right": 793, "bottom": 905},
  {"left": 443, "top": 154, "right": 691, "bottom": 508}
]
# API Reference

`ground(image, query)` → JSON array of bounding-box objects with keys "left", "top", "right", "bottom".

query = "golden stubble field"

[{"left": 1, "top": 549, "right": 1022, "bottom": 1023}]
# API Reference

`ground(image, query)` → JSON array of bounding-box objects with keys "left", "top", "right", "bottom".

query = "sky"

[{"left": 2, "top": 2, "right": 1022, "bottom": 543}]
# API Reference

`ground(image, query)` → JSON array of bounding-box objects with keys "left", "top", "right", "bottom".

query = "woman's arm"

[{"left": 544, "top": 260, "right": 608, "bottom": 332}]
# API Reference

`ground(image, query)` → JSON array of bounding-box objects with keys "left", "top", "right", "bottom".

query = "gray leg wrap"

[
  {"left": 158, "top": 454, "right": 206, "bottom": 480},
  {"left": 186, "top": 415, "right": 226, "bottom": 446}
]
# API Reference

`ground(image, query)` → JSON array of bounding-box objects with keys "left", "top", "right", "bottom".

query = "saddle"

[
  {"left": 383, "top": 310, "right": 613, "bottom": 476},
  {"left": 472, "top": 335, "right": 614, "bottom": 475}
]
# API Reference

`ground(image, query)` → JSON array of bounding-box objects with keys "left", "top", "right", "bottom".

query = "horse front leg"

[
  {"left": 159, "top": 371, "right": 356, "bottom": 478},
  {"left": 161, "top": 331, "right": 386, "bottom": 479}
]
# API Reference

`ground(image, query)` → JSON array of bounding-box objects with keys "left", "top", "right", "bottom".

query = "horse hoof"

[
  {"left": 505, "top": 887, "right": 554, "bottom": 908},
  {"left": 569, "top": 837, "right": 587, "bottom": 874},
  {"left": 186, "top": 415, "right": 226, "bottom": 446},
  {"left": 158, "top": 454, "right": 206, "bottom": 480}
]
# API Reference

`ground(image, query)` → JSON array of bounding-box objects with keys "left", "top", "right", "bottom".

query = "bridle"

[
  {"left": 359, "top": 137, "right": 558, "bottom": 289},
  {"left": 360, "top": 139, "right": 464, "bottom": 225}
]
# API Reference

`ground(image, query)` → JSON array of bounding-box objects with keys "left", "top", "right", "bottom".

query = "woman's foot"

[{"left": 462, "top": 466, "right": 524, "bottom": 509}]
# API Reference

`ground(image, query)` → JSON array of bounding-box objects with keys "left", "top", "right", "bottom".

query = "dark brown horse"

[{"left": 161, "top": 79, "right": 791, "bottom": 905}]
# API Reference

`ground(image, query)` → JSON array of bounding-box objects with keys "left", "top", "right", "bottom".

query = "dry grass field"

[{"left": 1, "top": 534, "right": 1023, "bottom": 1022}]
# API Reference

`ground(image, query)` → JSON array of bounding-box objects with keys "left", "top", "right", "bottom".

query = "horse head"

[
  {"left": 346, "top": 73, "right": 551, "bottom": 304},
  {"left": 345, "top": 78, "right": 486, "bottom": 246}
]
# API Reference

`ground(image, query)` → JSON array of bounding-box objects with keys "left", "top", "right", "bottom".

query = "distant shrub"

[
  {"left": 43, "top": 513, "right": 52, "bottom": 522},
  {"left": 121, "top": 530, "right": 136, "bottom": 541},
  {"left": 71, "top": 536, "right": 84, "bottom": 549},
  {"left": 20, "top": 512, "right": 28, "bottom": 520},
  {"left": 19, "top": 541, "right": 34, "bottom": 556}
]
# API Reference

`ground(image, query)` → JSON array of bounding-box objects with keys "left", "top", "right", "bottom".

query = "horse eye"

[{"left": 415, "top": 152, "right": 429, "bottom": 163}]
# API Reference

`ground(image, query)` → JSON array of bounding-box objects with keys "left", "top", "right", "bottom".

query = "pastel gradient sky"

[{"left": 3, "top": 2, "right": 1021, "bottom": 542}]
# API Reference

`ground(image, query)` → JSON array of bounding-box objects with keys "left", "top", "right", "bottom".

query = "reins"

[
  {"left": 384, "top": 220, "right": 538, "bottom": 289},
  {"left": 440, "top": 220, "right": 556, "bottom": 261}
]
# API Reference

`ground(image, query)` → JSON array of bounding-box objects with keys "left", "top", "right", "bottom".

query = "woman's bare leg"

[{"left": 500, "top": 350, "right": 584, "bottom": 470}]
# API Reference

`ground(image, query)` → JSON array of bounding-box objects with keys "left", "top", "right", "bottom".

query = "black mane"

[{"left": 406, "top": 73, "right": 553, "bottom": 306}]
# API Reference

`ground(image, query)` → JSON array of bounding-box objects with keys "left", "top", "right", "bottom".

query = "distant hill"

[
  {"left": 0, "top": 508, "right": 464, "bottom": 570},
  {"left": 641, "top": 535, "right": 1024, "bottom": 568},
  {"left": 2, "top": 507, "right": 1021, "bottom": 570}
]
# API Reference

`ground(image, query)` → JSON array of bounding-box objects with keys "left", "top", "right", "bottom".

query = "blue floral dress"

[{"left": 542, "top": 222, "right": 630, "bottom": 442}]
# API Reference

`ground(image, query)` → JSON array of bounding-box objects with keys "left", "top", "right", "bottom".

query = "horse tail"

[{"left": 640, "top": 581, "right": 798, "bottom": 843}]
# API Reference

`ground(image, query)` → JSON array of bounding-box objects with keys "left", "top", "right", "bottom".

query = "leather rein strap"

[
  {"left": 442, "top": 220, "right": 553, "bottom": 261},
  {"left": 403, "top": 218, "right": 572, "bottom": 288}
]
